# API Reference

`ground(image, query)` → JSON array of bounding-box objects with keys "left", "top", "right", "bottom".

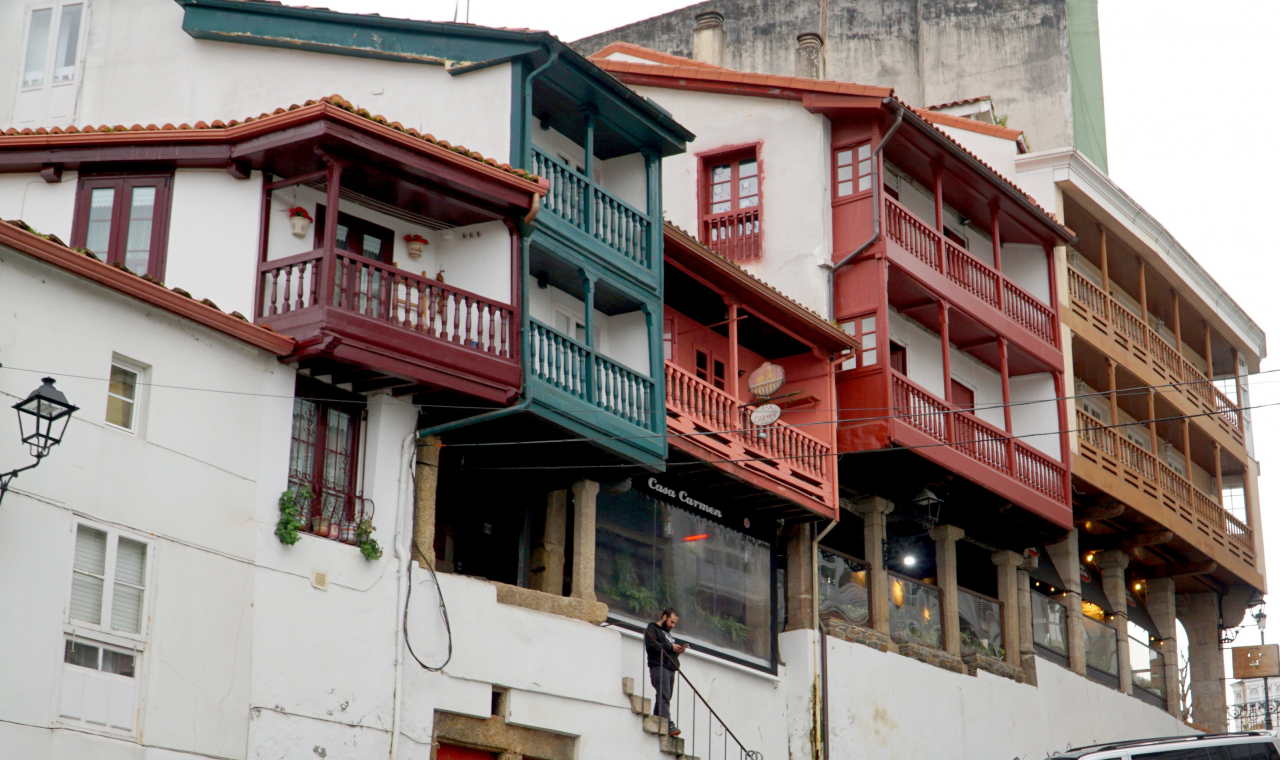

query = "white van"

[{"left": 1051, "top": 731, "right": 1280, "bottom": 759}]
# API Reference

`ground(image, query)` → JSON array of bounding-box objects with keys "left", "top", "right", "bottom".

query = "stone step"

[
  {"left": 622, "top": 676, "right": 635, "bottom": 696},
  {"left": 628, "top": 693, "right": 652, "bottom": 715},
  {"left": 642, "top": 715, "right": 670, "bottom": 736},
  {"left": 659, "top": 734, "right": 685, "bottom": 756}
]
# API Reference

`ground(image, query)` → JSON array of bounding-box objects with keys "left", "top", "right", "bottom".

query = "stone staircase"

[{"left": 622, "top": 676, "right": 697, "bottom": 759}]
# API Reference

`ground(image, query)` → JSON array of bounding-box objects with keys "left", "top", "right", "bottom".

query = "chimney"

[
  {"left": 692, "top": 11, "right": 725, "bottom": 67},
  {"left": 795, "top": 33, "right": 824, "bottom": 79}
]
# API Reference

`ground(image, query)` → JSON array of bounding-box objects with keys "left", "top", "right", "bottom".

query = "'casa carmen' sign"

[{"left": 748, "top": 362, "right": 785, "bottom": 398}]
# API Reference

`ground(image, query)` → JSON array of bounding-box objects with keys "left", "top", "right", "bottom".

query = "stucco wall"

[
  {"left": 2, "top": 0, "right": 514, "bottom": 162},
  {"left": 825, "top": 637, "right": 1194, "bottom": 760},
  {"left": 636, "top": 85, "right": 833, "bottom": 317}
]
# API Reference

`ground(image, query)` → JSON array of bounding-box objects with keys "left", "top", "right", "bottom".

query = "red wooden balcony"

[
  {"left": 256, "top": 247, "right": 521, "bottom": 403},
  {"left": 666, "top": 361, "right": 836, "bottom": 513},
  {"left": 883, "top": 196, "right": 1059, "bottom": 351},
  {"left": 838, "top": 366, "right": 1071, "bottom": 528}
]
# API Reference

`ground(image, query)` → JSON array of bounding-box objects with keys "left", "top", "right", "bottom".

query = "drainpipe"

[
  {"left": 826, "top": 100, "right": 905, "bottom": 321},
  {"left": 521, "top": 48, "right": 561, "bottom": 169},
  {"left": 811, "top": 518, "right": 838, "bottom": 760}
]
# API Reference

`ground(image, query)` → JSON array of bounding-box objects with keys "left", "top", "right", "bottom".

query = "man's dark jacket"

[{"left": 645, "top": 622, "right": 680, "bottom": 670}]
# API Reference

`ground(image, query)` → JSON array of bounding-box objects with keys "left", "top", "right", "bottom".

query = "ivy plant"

[
  {"left": 356, "top": 519, "right": 383, "bottom": 561},
  {"left": 275, "top": 484, "right": 313, "bottom": 546}
]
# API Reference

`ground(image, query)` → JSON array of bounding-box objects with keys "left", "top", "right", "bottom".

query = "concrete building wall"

[{"left": 574, "top": 0, "right": 1105, "bottom": 163}]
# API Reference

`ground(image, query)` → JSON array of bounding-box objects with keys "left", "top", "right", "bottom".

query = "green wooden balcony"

[{"left": 531, "top": 147, "right": 655, "bottom": 282}]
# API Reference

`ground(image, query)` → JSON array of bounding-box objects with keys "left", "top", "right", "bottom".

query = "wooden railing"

[
  {"left": 531, "top": 147, "right": 653, "bottom": 271},
  {"left": 257, "top": 248, "right": 515, "bottom": 359},
  {"left": 890, "top": 370, "right": 1068, "bottom": 505},
  {"left": 703, "top": 207, "right": 761, "bottom": 262},
  {"left": 883, "top": 196, "right": 1058, "bottom": 348},
  {"left": 1067, "top": 265, "right": 1245, "bottom": 444},
  {"left": 666, "top": 361, "right": 834, "bottom": 507},
  {"left": 529, "top": 319, "right": 659, "bottom": 432},
  {"left": 1074, "top": 407, "right": 1254, "bottom": 558}
]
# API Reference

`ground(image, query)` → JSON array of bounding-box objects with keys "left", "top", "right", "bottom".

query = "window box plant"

[
  {"left": 404, "top": 233, "right": 429, "bottom": 259},
  {"left": 288, "top": 207, "right": 313, "bottom": 237}
]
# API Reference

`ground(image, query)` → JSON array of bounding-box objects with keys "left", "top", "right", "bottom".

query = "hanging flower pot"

[
  {"left": 405, "top": 233, "right": 429, "bottom": 259},
  {"left": 340, "top": 521, "right": 357, "bottom": 545},
  {"left": 288, "top": 207, "right": 313, "bottom": 238}
]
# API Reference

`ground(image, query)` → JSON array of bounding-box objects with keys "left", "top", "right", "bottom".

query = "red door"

[{"left": 436, "top": 745, "right": 496, "bottom": 760}]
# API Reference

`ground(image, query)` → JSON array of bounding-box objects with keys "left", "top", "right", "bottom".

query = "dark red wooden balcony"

[{"left": 256, "top": 246, "right": 521, "bottom": 404}]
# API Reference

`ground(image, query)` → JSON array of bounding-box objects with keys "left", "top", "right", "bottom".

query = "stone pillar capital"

[
  {"left": 928, "top": 524, "right": 964, "bottom": 543},
  {"left": 571, "top": 479, "right": 601, "bottom": 500},
  {"left": 849, "top": 495, "right": 894, "bottom": 518},
  {"left": 1095, "top": 549, "right": 1130, "bottom": 571},
  {"left": 991, "top": 550, "right": 1022, "bottom": 569}
]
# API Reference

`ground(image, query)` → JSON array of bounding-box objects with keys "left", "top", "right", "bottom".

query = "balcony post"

[
  {"left": 1183, "top": 418, "right": 1193, "bottom": 478},
  {"left": 939, "top": 301, "right": 953, "bottom": 440},
  {"left": 1045, "top": 530, "right": 1087, "bottom": 675},
  {"left": 1138, "top": 256, "right": 1149, "bottom": 324},
  {"left": 1107, "top": 358, "right": 1120, "bottom": 427},
  {"left": 1177, "top": 591, "right": 1229, "bottom": 731},
  {"left": 581, "top": 270, "right": 596, "bottom": 403},
  {"left": 1146, "top": 577, "right": 1182, "bottom": 715},
  {"left": 642, "top": 303, "right": 661, "bottom": 430},
  {"left": 582, "top": 107, "right": 596, "bottom": 238},
  {"left": 1017, "top": 553, "right": 1039, "bottom": 685},
  {"left": 1098, "top": 223, "right": 1110, "bottom": 290},
  {"left": 645, "top": 151, "right": 661, "bottom": 270},
  {"left": 1233, "top": 346, "right": 1243, "bottom": 406},
  {"left": 726, "top": 300, "right": 740, "bottom": 401},
  {"left": 1097, "top": 550, "right": 1132, "bottom": 694},
  {"left": 569, "top": 479, "right": 600, "bottom": 602},
  {"left": 1045, "top": 242, "right": 1060, "bottom": 340},
  {"left": 319, "top": 157, "right": 343, "bottom": 307},
  {"left": 1172, "top": 289, "right": 1183, "bottom": 354},
  {"left": 933, "top": 161, "right": 946, "bottom": 277},
  {"left": 1054, "top": 371, "right": 1070, "bottom": 466},
  {"left": 1214, "top": 441, "right": 1224, "bottom": 504},
  {"left": 929, "top": 524, "right": 964, "bottom": 657},
  {"left": 991, "top": 550, "right": 1022, "bottom": 668},
  {"left": 852, "top": 496, "right": 895, "bottom": 637},
  {"left": 1204, "top": 322, "right": 1214, "bottom": 378},
  {"left": 999, "top": 337, "right": 1015, "bottom": 464},
  {"left": 1146, "top": 387, "right": 1158, "bottom": 454},
  {"left": 991, "top": 202, "right": 1005, "bottom": 310}
]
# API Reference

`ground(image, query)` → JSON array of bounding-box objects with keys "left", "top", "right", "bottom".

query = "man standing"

[{"left": 644, "top": 608, "right": 687, "bottom": 737}]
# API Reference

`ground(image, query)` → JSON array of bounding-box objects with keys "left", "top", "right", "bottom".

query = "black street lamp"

[
  {"left": 1, "top": 376, "right": 77, "bottom": 503},
  {"left": 1256, "top": 608, "right": 1272, "bottom": 731}
]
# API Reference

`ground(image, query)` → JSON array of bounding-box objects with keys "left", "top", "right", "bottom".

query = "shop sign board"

[{"left": 1233, "top": 644, "right": 1280, "bottom": 679}]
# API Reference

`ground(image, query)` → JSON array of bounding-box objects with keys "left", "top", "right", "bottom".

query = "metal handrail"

[{"left": 640, "top": 628, "right": 763, "bottom": 760}]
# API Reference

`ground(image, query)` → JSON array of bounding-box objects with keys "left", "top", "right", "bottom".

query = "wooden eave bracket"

[
  {"left": 800, "top": 92, "right": 886, "bottom": 116},
  {"left": 40, "top": 164, "right": 62, "bottom": 183}
]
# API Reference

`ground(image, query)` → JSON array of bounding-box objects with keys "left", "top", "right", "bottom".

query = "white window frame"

[
  {"left": 65, "top": 520, "right": 154, "bottom": 646},
  {"left": 58, "top": 633, "right": 145, "bottom": 735},
  {"left": 14, "top": 0, "right": 91, "bottom": 128},
  {"left": 105, "top": 354, "right": 148, "bottom": 436}
]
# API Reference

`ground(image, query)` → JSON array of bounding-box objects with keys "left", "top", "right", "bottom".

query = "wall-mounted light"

[{"left": 1, "top": 375, "right": 78, "bottom": 504}]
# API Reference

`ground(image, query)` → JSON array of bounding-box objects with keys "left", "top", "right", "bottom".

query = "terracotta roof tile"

[
  {"left": 0, "top": 218, "right": 293, "bottom": 355},
  {"left": 913, "top": 107, "right": 1023, "bottom": 140},
  {"left": 0, "top": 95, "right": 542, "bottom": 184},
  {"left": 925, "top": 95, "right": 992, "bottom": 111}
]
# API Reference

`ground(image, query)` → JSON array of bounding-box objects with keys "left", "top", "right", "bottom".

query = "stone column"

[
  {"left": 784, "top": 523, "right": 815, "bottom": 631},
  {"left": 852, "top": 497, "right": 894, "bottom": 636},
  {"left": 412, "top": 435, "right": 442, "bottom": 569},
  {"left": 1097, "top": 550, "right": 1132, "bottom": 694},
  {"left": 1018, "top": 553, "right": 1039, "bottom": 685},
  {"left": 1146, "top": 578, "right": 1182, "bottom": 716},
  {"left": 992, "top": 551, "right": 1022, "bottom": 668},
  {"left": 570, "top": 480, "right": 600, "bottom": 602},
  {"left": 530, "top": 489, "right": 567, "bottom": 595},
  {"left": 1046, "top": 529, "right": 1087, "bottom": 675},
  {"left": 1178, "top": 591, "right": 1228, "bottom": 732},
  {"left": 930, "top": 525, "right": 965, "bottom": 657}
]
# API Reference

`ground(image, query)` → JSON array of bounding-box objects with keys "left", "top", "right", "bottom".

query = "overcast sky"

[{"left": 287, "top": 0, "right": 1280, "bottom": 671}]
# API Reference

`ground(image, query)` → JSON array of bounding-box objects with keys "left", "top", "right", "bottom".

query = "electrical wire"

[
  {"left": 414, "top": 397, "right": 1280, "bottom": 471},
  {"left": 402, "top": 449, "right": 452, "bottom": 672}
]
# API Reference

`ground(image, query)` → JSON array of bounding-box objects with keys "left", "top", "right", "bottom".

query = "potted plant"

[
  {"left": 404, "top": 233, "right": 429, "bottom": 259},
  {"left": 275, "top": 484, "right": 314, "bottom": 546},
  {"left": 288, "top": 207, "right": 313, "bottom": 238},
  {"left": 356, "top": 519, "right": 383, "bottom": 560}
]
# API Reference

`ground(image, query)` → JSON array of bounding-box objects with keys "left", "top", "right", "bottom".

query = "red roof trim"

[
  {"left": 593, "top": 41, "right": 728, "bottom": 70},
  {"left": 914, "top": 109, "right": 1023, "bottom": 141},
  {"left": 594, "top": 59, "right": 894, "bottom": 100},
  {"left": 0, "top": 220, "right": 295, "bottom": 356}
]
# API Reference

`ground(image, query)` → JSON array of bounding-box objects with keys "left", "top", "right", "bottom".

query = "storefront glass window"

[{"left": 595, "top": 483, "right": 774, "bottom": 667}]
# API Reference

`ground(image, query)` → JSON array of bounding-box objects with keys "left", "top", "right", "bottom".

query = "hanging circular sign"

[
  {"left": 748, "top": 362, "right": 785, "bottom": 398},
  {"left": 750, "top": 403, "right": 782, "bottom": 427}
]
